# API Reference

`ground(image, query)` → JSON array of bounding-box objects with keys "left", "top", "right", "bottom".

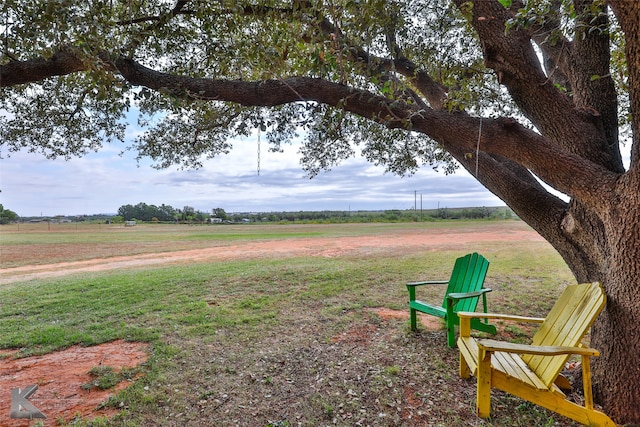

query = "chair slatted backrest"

[
  {"left": 522, "top": 282, "right": 606, "bottom": 387},
  {"left": 442, "top": 253, "right": 490, "bottom": 312}
]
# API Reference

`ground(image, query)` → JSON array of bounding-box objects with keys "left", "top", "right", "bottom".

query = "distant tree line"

[
  {"left": 0, "top": 204, "right": 18, "bottom": 224},
  {"left": 431, "top": 206, "right": 512, "bottom": 220},
  {"left": 6, "top": 205, "right": 514, "bottom": 225},
  {"left": 114, "top": 204, "right": 515, "bottom": 224},
  {"left": 226, "top": 206, "right": 514, "bottom": 224},
  {"left": 116, "top": 203, "right": 219, "bottom": 222}
]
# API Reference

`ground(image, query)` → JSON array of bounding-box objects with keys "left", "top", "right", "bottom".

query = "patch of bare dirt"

[
  {"left": 329, "top": 309, "right": 441, "bottom": 345},
  {"left": 0, "top": 341, "right": 149, "bottom": 426},
  {"left": 366, "top": 307, "right": 443, "bottom": 331}
]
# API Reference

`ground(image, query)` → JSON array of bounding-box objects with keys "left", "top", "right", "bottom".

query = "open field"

[
  {"left": 0, "top": 221, "right": 588, "bottom": 426},
  {"left": 1, "top": 221, "right": 543, "bottom": 284}
]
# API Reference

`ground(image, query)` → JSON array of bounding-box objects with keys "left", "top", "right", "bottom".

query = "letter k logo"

[{"left": 10, "top": 385, "right": 46, "bottom": 419}]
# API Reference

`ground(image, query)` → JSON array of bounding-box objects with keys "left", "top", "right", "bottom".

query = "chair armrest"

[
  {"left": 477, "top": 338, "right": 600, "bottom": 357},
  {"left": 447, "top": 288, "right": 492, "bottom": 300},
  {"left": 406, "top": 280, "right": 449, "bottom": 287},
  {"left": 457, "top": 311, "right": 545, "bottom": 323}
]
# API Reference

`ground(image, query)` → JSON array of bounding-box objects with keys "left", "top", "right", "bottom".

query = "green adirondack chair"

[{"left": 406, "top": 252, "right": 497, "bottom": 347}]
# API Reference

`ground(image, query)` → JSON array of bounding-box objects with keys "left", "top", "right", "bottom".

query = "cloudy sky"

[{"left": 1, "top": 129, "right": 505, "bottom": 218}]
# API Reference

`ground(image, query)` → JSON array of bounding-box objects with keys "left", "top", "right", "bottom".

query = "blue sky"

[{"left": 0, "top": 131, "right": 505, "bottom": 217}]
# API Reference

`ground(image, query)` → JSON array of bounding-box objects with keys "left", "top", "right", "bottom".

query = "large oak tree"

[{"left": 2, "top": 0, "right": 639, "bottom": 423}]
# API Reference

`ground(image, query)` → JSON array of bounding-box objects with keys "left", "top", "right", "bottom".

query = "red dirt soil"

[
  {"left": 367, "top": 307, "right": 442, "bottom": 330},
  {"left": 331, "top": 308, "right": 442, "bottom": 344},
  {"left": 0, "top": 224, "right": 543, "bottom": 425},
  {"left": 0, "top": 341, "right": 149, "bottom": 427}
]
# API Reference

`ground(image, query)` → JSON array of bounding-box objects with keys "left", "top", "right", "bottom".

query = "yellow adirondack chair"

[{"left": 457, "top": 282, "right": 616, "bottom": 426}]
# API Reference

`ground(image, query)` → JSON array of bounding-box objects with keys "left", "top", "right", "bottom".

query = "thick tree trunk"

[
  {"left": 588, "top": 176, "right": 640, "bottom": 424},
  {"left": 592, "top": 270, "right": 640, "bottom": 424}
]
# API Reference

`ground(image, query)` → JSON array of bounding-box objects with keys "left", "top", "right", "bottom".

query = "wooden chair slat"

[{"left": 523, "top": 283, "right": 605, "bottom": 386}]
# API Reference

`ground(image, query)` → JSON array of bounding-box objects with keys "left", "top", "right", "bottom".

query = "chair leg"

[
  {"left": 447, "top": 320, "right": 456, "bottom": 347},
  {"left": 409, "top": 308, "right": 417, "bottom": 331},
  {"left": 459, "top": 352, "right": 470, "bottom": 379},
  {"left": 476, "top": 351, "right": 492, "bottom": 418},
  {"left": 481, "top": 292, "right": 489, "bottom": 323}
]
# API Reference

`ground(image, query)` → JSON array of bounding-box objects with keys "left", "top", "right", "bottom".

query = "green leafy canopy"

[
  {"left": 0, "top": 1, "right": 629, "bottom": 177},
  {"left": 0, "top": 0, "right": 509, "bottom": 175}
]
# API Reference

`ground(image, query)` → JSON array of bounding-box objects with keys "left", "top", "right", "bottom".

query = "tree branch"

[
  {"left": 111, "top": 55, "right": 619, "bottom": 207},
  {"left": 259, "top": 2, "right": 448, "bottom": 109},
  {"left": 519, "top": 0, "right": 573, "bottom": 92},
  {"left": 568, "top": 0, "right": 621, "bottom": 170},
  {"left": 414, "top": 113, "right": 619, "bottom": 209},
  {"left": 0, "top": 49, "right": 85, "bottom": 87},
  {"left": 319, "top": 14, "right": 448, "bottom": 109},
  {"left": 447, "top": 142, "right": 569, "bottom": 240},
  {"left": 608, "top": 0, "right": 640, "bottom": 173},
  {"left": 453, "top": 0, "right": 622, "bottom": 173}
]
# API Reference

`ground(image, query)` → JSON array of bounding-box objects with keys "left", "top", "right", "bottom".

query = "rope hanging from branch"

[
  {"left": 476, "top": 117, "right": 482, "bottom": 177},
  {"left": 257, "top": 127, "right": 261, "bottom": 176}
]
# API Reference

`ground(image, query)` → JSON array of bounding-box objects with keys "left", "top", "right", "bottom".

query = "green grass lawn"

[{"left": 0, "top": 221, "right": 582, "bottom": 426}]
